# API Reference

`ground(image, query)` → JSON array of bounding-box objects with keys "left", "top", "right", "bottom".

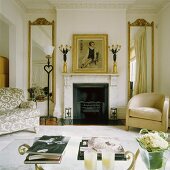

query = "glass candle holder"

[
  {"left": 84, "top": 149, "right": 97, "bottom": 170},
  {"left": 102, "top": 149, "right": 115, "bottom": 170}
]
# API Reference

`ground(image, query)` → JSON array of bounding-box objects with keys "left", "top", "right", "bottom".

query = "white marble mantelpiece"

[
  {"left": 63, "top": 73, "right": 119, "bottom": 119},
  {"left": 63, "top": 73, "right": 119, "bottom": 86},
  {"left": 62, "top": 73, "right": 119, "bottom": 76}
]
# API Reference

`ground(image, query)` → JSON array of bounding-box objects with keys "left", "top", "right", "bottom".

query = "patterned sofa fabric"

[
  {"left": 0, "top": 117, "right": 39, "bottom": 135},
  {"left": 0, "top": 108, "right": 40, "bottom": 120},
  {"left": 0, "top": 88, "right": 24, "bottom": 111},
  {"left": 19, "top": 101, "right": 37, "bottom": 109},
  {"left": 0, "top": 87, "right": 40, "bottom": 135}
]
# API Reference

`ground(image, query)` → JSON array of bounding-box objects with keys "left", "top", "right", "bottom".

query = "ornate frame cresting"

[
  {"left": 128, "top": 19, "right": 154, "bottom": 100},
  {"left": 28, "top": 18, "right": 55, "bottom": 101},
  {"left": 72, "top": 34, "right": 108, "bottom": 73}
]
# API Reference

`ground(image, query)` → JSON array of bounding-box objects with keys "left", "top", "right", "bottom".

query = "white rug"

[{"left": 0, "top": 125, "right": 139, "bottom": 151}]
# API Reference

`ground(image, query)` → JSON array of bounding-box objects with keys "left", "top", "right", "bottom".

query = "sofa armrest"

[{"left": 19, "top": 101, "right": 37, "bottom": 109}]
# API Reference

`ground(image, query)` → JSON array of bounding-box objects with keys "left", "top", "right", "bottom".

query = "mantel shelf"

[{"left": 62, "top": 73, "right": 119, "bottom": 76}]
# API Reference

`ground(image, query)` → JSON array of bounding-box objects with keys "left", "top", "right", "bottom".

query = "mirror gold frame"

[
  {"left": 28, "top": 18, "right": 55, "bottom": 101},
  {"left": 128, "top": 19, "right": 154, "bottom": 100}
]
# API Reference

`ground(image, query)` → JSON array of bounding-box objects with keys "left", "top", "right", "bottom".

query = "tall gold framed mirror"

[
  {"left": 28, "top": 18, "right": 55, "bottom": 101},
  {"left": 128, "top": 19, "right": 154, "bottom": 100}
]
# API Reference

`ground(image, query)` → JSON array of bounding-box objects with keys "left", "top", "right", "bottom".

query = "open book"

[
  {"left": 77, "top": 137, "right": 126, "bottom": 160},
  {"left": 27, "top": 135, "right": 70, "bottom": 156}
]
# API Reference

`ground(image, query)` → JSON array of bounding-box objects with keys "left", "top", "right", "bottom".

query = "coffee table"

[
  {"left": 0, "top": 138, "right": 144, "bottom": 170},
  {"left": 0, "top": 126, "right": 170, "bottom": 170}
]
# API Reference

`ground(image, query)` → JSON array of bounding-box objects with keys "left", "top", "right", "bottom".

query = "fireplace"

[
  {"left": 73, "top": 83, "right": 109, "bottom": 122},
  {"left": 63, "top": 74, "right": 120, "bottom": 124}
]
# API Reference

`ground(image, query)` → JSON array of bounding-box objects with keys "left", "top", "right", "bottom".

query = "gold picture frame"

[{"left": 72, "top": 34, "right": 108, "bottom": 73}]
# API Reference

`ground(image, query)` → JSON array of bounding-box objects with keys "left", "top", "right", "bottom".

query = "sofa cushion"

[
  {"left": 129, "top": 107, "right": 162, "bottom": 121},
  {"left": 0, "top": 108, "right": 40, "bottom": 122},
  {"left": 0, "top": 117, "right": 39, "bottom": 136},
  {"left": 0, "top": 88, "right": 24, "bottom": 111},
  {"left": 19, "top": 101, "right": 36, "bottom": 109}
]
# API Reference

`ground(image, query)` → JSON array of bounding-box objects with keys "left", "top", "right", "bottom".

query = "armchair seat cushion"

[{"left": 129, "top": 107, "right": 162, "bottom": 121}]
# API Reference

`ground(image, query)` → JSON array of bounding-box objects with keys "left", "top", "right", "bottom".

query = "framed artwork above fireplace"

[{"left": 72, "top": 34, "right": 108, "bottom": 73}]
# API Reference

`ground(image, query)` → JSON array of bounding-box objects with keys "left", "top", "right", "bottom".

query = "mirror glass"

[
  {"left": 28, "top": 18, "right": 55, "bottom": 101},
  {"left": 128, "top": 19, "right": 154, "bottom": 99}
]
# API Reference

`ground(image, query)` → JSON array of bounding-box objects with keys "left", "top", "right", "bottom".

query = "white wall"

[
  {"left": 157, "top": 3, "right": 170, "bottom": 97},
  {"left": 0, "top": 19, "right": 9, "bottom": 58},
  {"left": 0, "top": 0, "right": 25, "bottom": 89},
  {"left": 56, "top": 9, "right": 127, "bottom": 116}
]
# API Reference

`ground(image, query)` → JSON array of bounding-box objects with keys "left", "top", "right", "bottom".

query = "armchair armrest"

[
  {"left": 127, "top": 95, "right": 143, "bottom": 109},
  {"left": 19, "top": 101, "right": 37, "bottom": 109},
  {"left": 162, "top": 96, "right": 169, "bottom": 130}
]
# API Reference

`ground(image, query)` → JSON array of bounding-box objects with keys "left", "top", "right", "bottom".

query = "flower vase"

[
  {"left": 140, "top": 148, "right": 168, "bottom": 170},
  {"left": 113, "top": 61, "right": 117, "bottom": 73},
  {"left": 63, "top": 61, "right": 67, "bottom": 73}
]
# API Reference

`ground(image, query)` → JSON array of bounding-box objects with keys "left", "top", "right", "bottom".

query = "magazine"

[
  {"left": 77, "top": 137, "right": 126, "bottom": 160},
  {"left": 24, "top": 154, "right": 62, "bottom": 164},
  {"left": 27, "top": 135, "right": 70, "bottom": 156}
]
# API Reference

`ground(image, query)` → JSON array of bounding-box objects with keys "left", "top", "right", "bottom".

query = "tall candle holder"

[
  {"left": 109, "top": 44, "right": 121, "bottom": 73},
  {"left": 59, "top": 45, "right": 71, "bottom": 73}
]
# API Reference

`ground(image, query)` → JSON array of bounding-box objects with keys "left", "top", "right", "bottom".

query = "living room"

[
  {"left": 0, "top": 0, "right": 170, "bottom": 169},
  {"left": 0, "top": 0, "right": 170, "bottom": 118}
]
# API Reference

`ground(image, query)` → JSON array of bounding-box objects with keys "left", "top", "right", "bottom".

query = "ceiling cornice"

[
  {"left": 48, "top": 0, "right": 136, "bottom": 9},
  {"left": 48, "top": 0, "right": 136, "bottom": 4},
  {"left": 14, "top": 0, "right": 170, "bottom": 14},
  {"left": 48, "top": 0, "right": 166, "bottom": 13},
  {"left": 54, "top": 3, "right": 128, "bottom": 9}
]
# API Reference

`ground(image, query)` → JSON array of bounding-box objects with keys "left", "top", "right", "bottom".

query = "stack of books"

[
  {"left": 24, "top": 135, "right": 70, "bottom": 164},
  {"left": 77, "top": 137, "right": 126, "bottom": 161}
]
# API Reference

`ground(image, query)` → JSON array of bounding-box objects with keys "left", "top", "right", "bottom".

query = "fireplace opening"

[{"left": 73, "top": 83, "right": 108, "bottom": 123}]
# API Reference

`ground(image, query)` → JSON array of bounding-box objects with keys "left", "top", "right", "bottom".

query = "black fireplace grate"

[
  {"left": 80, "top": 102, "right": 104, "bottom": 113},
  {"left": 73, "top": 83, "right": 108, "bottom": 120}
]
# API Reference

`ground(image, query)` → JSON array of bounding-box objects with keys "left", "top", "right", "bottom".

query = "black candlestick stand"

[{"left": 44, "top": 58, "right": 53, "bottom": 117}]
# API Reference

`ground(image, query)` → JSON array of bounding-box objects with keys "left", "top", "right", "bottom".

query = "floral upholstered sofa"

[{"left": 0, "top": 87, "right": 40, "bottom": 135}]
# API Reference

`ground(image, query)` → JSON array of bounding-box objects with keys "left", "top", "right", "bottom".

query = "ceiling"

[{"left": 16, "top": 0, "right": 170, "bottom": 12}]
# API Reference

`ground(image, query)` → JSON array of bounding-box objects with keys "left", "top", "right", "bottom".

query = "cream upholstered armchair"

[
  {"left": 0, "top": 87, "right": 40, "bottom": 135},
  {"left": 126, "top": 93, "right": 169, "bottom": 132}
]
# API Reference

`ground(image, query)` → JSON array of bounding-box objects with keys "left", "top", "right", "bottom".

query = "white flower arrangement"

[{"left": 137, "top": 129, "right": 170, "bottom": 152}]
